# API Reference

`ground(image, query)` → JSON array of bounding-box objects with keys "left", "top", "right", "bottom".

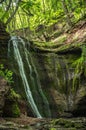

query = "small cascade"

[{"left": 8, "top": 36, "right": 51, "bottom": 118}]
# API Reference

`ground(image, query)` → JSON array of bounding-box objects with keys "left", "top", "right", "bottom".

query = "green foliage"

[
  {"left": 52, "top": 46, "right": 86, "bottom": 111},
  {"left": 6, "top": 89, "right": 20, "bottom": 117},
  {"left": 3, "top": 88, "right": 21, "bottom": 117},
  {"left": 7, "top": 89, "right": 21, "bottom": 101},
  {"left": 72, "top": 45, "right": 86, "bottom": 92},
  {"left": 72, "top": 57, "right": 83, "bottom": 92},
  {"left": 7, "top": 89, "right": 20, "bottom": 117},
  {"left": 51, "top": 118, "right": 83, "bottom": 129},
  {"left": 50, "top": 128, "right": 56, "bottom": 130},
  {"left": 11, "top": 103, "right": 20, "bottom": 117},
  {"left": 0, "top": 64, "right": 13, "bottom": 84},
  {"left": 0, "top": 0, "right": 85, "bottom": 31}
]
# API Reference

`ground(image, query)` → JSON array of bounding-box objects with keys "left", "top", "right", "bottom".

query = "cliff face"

[
  {"left": 31, "top": 51, "right": 86, "bottom": 117},
  {"left": 28, "top": 21, "right": 86, "bottom": 117},
  {"left": 0, "top": 21, "right": 86, "bottom": 118}
]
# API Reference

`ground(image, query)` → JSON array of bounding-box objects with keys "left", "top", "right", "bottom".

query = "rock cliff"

[{"left": 0, "top": 77, "right": 10, "bottom": 116}]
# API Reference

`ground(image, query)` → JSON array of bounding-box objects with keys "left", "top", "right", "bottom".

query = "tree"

[
  {"left": 61, "top": 0, "right": 72, "bottom": 27},
  {"left": 0, "top": 0, "right": 85, "bottom": 31}
]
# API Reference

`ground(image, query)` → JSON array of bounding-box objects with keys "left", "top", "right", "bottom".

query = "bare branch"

[
  {"left": 5, "top": 0, "right": 21, "bottom": 25},
  {"left": 0, "top": 0, "right": 5, "bottom": 4}
]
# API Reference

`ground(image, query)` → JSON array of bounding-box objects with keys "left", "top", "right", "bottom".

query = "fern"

[{"left": 0, "top": 64, "right": 14, "bottom": 85}]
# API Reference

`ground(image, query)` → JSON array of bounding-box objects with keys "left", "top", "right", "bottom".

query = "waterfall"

[
  {"left": 18, "top": 37, "right": 51, "bottom": 117},
  {"left": 8, "top": 36, "right": 51, "bottom": 118}
]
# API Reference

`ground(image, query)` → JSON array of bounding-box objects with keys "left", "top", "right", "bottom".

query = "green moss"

[
  {"left": 22, "top": 125, "right": 30, "bottom": 129},
  {"left": 0, "top": 64, "right": 14, "bottom": 85},
  {"left": 74, "top": 123, "right": 83, "bottom": 129},
  {"left": 51, "top": 118, "right": 84, "bottom": 129},
  {"left": 3, "top": 101, "right": 20, "bottom": 118},
  {"left": 71, "top": 46, "right": 86, "bottom": 94},
  {"left": 7, "top": 89, "right": 21, "bottom": 101},
  {"left": 11, "top": 103, "right": 20, "bottom": 117},
  {"left": 3, "top": 89, "right": 21, "bottom": 117},
  {"left": 33, "top": 35, "right": 66, "bottom": 49},
  {"left": 7, "top": 89, "right": 21, "bottom": 117},
  {"left": 53, "top": 118, "right": 70, "bottom": 126},
  {"left": 50, "top": 128, "right": 56, "bottom": 130},
  {"left": 34, "top": 41, "right": 54, "bottom": 48}
]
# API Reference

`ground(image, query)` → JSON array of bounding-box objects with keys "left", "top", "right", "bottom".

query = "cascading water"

[{"left": 8, "top": 36, "right": 51, "bottom": 118}]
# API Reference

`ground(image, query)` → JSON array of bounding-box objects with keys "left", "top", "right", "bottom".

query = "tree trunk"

[
  {"left": 61, "top": 0, "right": 72, "bottom": 27},
  {"left": 6, "top": 0, "right": 21, "bottom": 25},
  {"left": 42, "top": 0, "right": 46, "bottom": 14}
]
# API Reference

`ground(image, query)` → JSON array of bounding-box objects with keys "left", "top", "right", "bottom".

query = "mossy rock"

[
  {"left": 3, "top": 101, "right": 20, "bottom": 117},
  {"left": 52, "top": 118, "right": 84, "bottom": 129},
  {"left": 7, "top": 88, "right": 21, "bottom": 101},
  {"left": 3, "top": 89, "right": 20, "bottom": 117},
  {"left": 53, "top": 118, "right": 73, "bottom": 126},
  {"left": 11, "top": 103, "right": 20, "bottom": 117}
]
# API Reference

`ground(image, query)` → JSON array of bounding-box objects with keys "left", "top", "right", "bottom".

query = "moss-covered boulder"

[
  {"left": 3, "top": 89, "right": 20, "bottom": 117},
  {"left": 50, "top": 118, "right": 86, "bottom": 130}
]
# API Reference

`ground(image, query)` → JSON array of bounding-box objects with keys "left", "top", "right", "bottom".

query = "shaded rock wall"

[
  {"left": 0, "top": 22, "right": 10, "bottom": 116},
  {"left": 0, "top": 23, "right": 21, "bottom": 118},
  {"left": 0, "top": 77, "right": 10, "bottom": 116},
  {"left": 31, "top": 51, "right": 86, "bottom": 117},
  {"left": 8, "top": 40, "right": 86, "bottom": 117}
]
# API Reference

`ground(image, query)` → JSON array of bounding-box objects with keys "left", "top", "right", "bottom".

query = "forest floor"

[{"left": 0, "top": 115, "right": 86, "bottom": 130}]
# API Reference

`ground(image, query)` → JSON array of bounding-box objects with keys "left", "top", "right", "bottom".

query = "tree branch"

[{"left": 5, "top": 0, "right": 21, "bottom": 25}]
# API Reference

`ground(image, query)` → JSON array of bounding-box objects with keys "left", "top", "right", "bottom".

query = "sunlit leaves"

[
  {"left": 0, "top": 64, "right": 14, "bottom": 84},
  {"left": 0, "top": 0, "right": 85, "bottom": 31}
]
